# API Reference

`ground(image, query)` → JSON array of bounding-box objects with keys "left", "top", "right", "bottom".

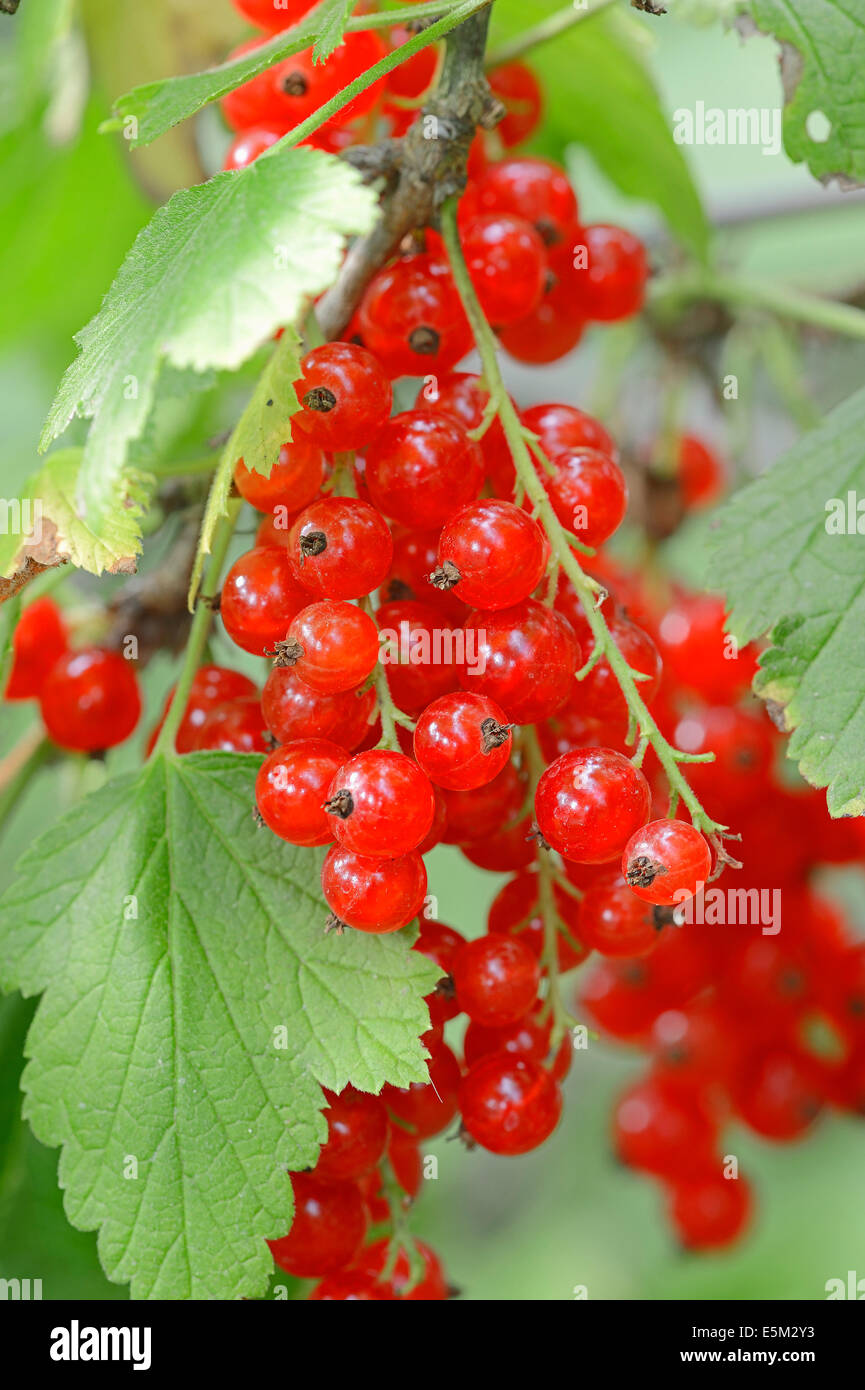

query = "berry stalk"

[
  {"left": 439, "top": 195, "right": 725, "bottom": 837},
  {"left": 152, "top": 501, "right": 242, "bottom": 758}
]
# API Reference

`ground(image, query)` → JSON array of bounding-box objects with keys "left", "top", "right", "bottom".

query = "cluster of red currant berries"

[{"left": 221, "top": 0, "right": 648, "bottom": 363}]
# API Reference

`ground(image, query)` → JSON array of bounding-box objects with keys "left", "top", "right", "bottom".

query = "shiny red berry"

[
  {"left": 461, "top": 213, "right": 547, "bottom": 325},
  {"left": 268, "top": 1173, "right": 367, "bottom": 1278},
  {"left": 288, "top": 497, "right": 393, "bottom": 600},
  {"left": 414, "top": 372, "right": 515, "bottom": 497},
  {"left": 191, "top": 696, "right": 269, "bottom": 753},
  {"left": 261, "top": 665, "right": 375, "bottom": 749},
  {"left": 375, "top": 599, "right": 461, "bottom": 716},
  {"left": 570, "top": 223, "right": 648, "bottom": 321},
  {"left": 321, "top": 846, "right": 427, "bottom": 933},
  {"left": 353, "top": 1238, "right": 449, "bottom": 1300},
  {"left": 434, "top": 499, "right": 547, "bottom": 610},
  {"left": 221, "top": 545, "right": 309, "bottom": 656},
  {"left": 315, "top": 1085, "right": 388, "bottom": 1183},
  {"left": 357, "top": 254, "right": 473, "bottom": 379},
  {"left": 256, "top": 738, "right": 346, "bottom": 846},
  {"left": 5, "top": 597, "right": 67, "bottom": 701},
  {"left": 521, "top": 401, "right": 616, "bottom": 461},
  {"left": 324, "top": 748, "right": 435, "bottom": 857},
  {"left": 40, "top": 648, "right": 141, "bottom": 752},
  {"left": 666, "top": 1171, "right": 753, "bottom": 1251},
  {"left": 463, "top": 1005, "right": 572, "bottom": 1082},
  {"left": 275, "top": 600, "right": 379, "bottom": 694},
  {"left": 440, "top": 758, "right": 525, "bottom": 844},
  {"left": 535, "top": 747, "right": 651, "bottom": 864},
  {"left": 293, "top": 343, "right": 392, "bottom": 451},
  {"left": 488, "top": 871, "right": 587, "bottom": 972},
  {"left": 150, "top": 665, "right": 259, "bottom": 754},
  {"left": 414, "top": 692, "right": 513, "bottom": 791},
  {"left": 623, "top": 819, "right": 711, "bottom": 907},
  {"left": 234, "top": 437, "right": 324, "bottom": 515},
  {"left": 459, "top": 1054, "right": 562, "bottom": 1155},
  {"left": 452, "top": 933, "right": 540, "bottom": 1028},
  {"left": 578, "top": 877, "right": 661, "bottom": 958},
  {"left": 308, "top": 1270, "right": 393, "bottom": 1301},
  {"left": 364, "top": 410, "right": 484, "bottom": 529},
  {"left": 477, "top": 156, "right": 577, "bottom": 244},
  {"left": 613, "top": 1076, "right": 718, "bottom": 1178},
  {"left": 223, "top": 126, "right": 281, "bottom": 171},
  {"left": 413, "top": 919, "right": 466, "bottom": 1027},
  {"left": 487, "top": 62, "right": 544, "bottom": 147},
  {"left": 541, "top": 448, "right": 628, "bottom": 548},
  {"left": 458, "top": 600, "right": 579, "bottom": 725}
]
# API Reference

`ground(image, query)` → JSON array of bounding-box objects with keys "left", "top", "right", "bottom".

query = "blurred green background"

[{"left": 2, "top": 0, "right": 865, "bottom": 1300}]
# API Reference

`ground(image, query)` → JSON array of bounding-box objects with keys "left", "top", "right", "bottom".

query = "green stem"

[
  {"left": 524, "top": 728, "right": 575, "bottom": 1052},
  {"left": 149, "top": 456, "right": 218, "bottom": 479},
  {"left": 652, "top": 268, "right": 865, "bottom": 343},
  {"left": 152, "top": 502, "right": 241, "bottom": 757},
  {"left": 264, "top": 0, "right": 493, "bottom": 155},
  {"left": 485, "top": 0, "right": 619, "bottom": 67},
  {"left": 0, "top": 731, "right": 52, "bottom": 836},
  {"left": 441, "top": 196, "right": 724, "bottom": 836}
]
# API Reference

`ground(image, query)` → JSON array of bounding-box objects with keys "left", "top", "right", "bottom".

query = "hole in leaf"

[{"left": 806, "top": 110, "right": 832, "bottom": 143}]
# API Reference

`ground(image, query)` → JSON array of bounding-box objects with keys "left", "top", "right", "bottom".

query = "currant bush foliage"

[
  {"left": 0, "top": 753, "right": 438, "bottom": 1300},
  {"left": 707, "top": 384, "right": 865, "bottom": 817},
  {"left": 744, "top": 0, "right": 865, "bottom": 187},
  {"left": 40, "top": 147, "right": 377, "bottom": 546}
]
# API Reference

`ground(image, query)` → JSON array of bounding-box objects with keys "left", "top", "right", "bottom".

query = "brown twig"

[{"left": 316, "top": 8, "right": 500, "bottom": 340}]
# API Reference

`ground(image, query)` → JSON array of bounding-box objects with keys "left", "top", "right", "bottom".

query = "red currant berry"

[
  {"left": 293, "top": 343, "right": 393, "bottom": 451},
  {"left": 535, "top": 748, "right": 651, "bottom": 864},
  {"left": 234, "top": 437, "right": 324, "bottom": 515},
  {"left": 734, "top": 1047, "right": 822, "bottom": 1141},
  {"left": 433, "top": 499, "right": 547, "bottom": 610},
  {"left": 191, "top": 696, "right": 269, "bottom": 752},
  {"left": 578, "top": 877, "right": 661, "bottom": 958},
  {"left": 150, "top": 665, "right": 259, "bottom": 754},
  {"left": 459, "top": 1054, "right": 562, "bottom": 1155},
  {"left": 623, "top": 819, "right": 711, "bottom": 907},
  {"left": 452, "top": 933, "right": 541, "bottom": 1028},
  {"left": 666, "top": 1171, "right": 753, "bottom": 1251},
  {"left": 364, "top": 410, "right": 484, "bottom": 529},
  {"left": 498, "top": 284, "right": 585, "bottom": 364},
  {"left": 315, "top": 1085, "right": 388, "bottom": 1184},
  {"left": 541, "top": 448, "right": 628, "bottom": 548},
  {"left": 321, "top": 846, "right": 427, "bottom": 933},
  {"left": 256, "top": 738, "right": 347, "bottom": 846},
  {"left": 288, "top": 497, "right": 393, "bottom": 600},
  {"left": 458, "top": 599, "right": 579, "bottom": 725},
  {"left": 268, "top": 1173, "right": 367, "bottom": 1278},
  {"left": 382, "top": 1039, "right": 461, "bottom": 1139},
  {"left": 570, "top": 224, "right": 648, "bottom": 321},
  {"left": 672, "top": 705, "right": 774, "bottom": 815},
  {"left": 325, "top": 749, "right": 435, "bottom": 856},
  {"left": 261, "top": 665, "right": 375, "bottom": 749},
  {"left": 357, "top": 253, "right": 473, "bottom": 378},
  {"left": 376, "top": 599, "right": 461, "bottom": 716},
  {"left": 353, "top": 1238, "right": 449, "bottom": 1301},
  {"left": 40, "top": 648, "right": 141, "bottom": 752},
  {"left": 223, "top": 126, "right": 281, "bottom": 171},
  {"left": 613, "top": 1075, "right": 718, "bottom": 1178},
  {"left": 274, "top": 600, "right": 379, "bottom": 694},
  {"left": 461, "top": 213, "right": 547, "bottom": 325},
  {"left": 5, "top": 597, "right": 67, "bottom": 701},
  {"left": 221, "top": 545, "right": 309, "bottom": 656},
  {"left": 487, "top": 62, "right": 543, "bottom": 147},
  {"left": 414, "top": 692, "right": 513, "bottom": 791},
  {"left": 676, "top": 433, "right": 726, "bottom": 509},
  {"left": 477, "top": 156, "right": 577, "bottom": 245},
  {"left": 521, "top": 401, "right": 616, "bottom": 461}
]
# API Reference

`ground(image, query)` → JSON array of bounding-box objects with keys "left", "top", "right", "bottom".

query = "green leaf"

[
  {"left": 742, "top": 0, "right": 865, "bottom": 188},
  {"left": 705, "top": 384, "right": 865, "bottom": 816},
  {"left": 187, "top": 329, "right": 303, "bottom": 607},
  {"left": 312, "top": 0, "right": 355, "bottom": 63},
  {"left": 489, "top": 2, "right": 710, "bottom": 261},
  {"left": 0, "top": 752, "right": 438, "bottom": 1300},
  {"left": 41, "top": 146, "right": 377, "bottom": 543},
  {"left": 0, "top": 449, "right": 149, "bottom": 581}
]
